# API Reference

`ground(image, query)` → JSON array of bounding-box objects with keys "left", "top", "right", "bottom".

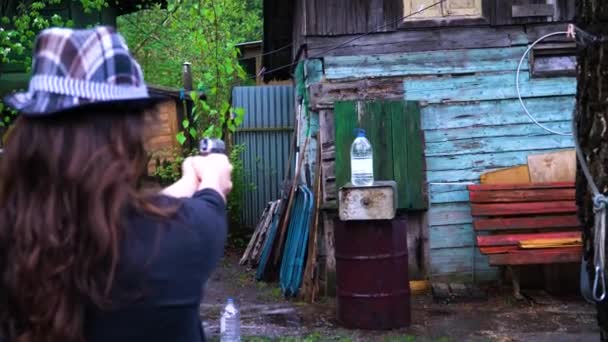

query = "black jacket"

[{"left": 85, "top": 189, "right": 228, "bottom": 342}]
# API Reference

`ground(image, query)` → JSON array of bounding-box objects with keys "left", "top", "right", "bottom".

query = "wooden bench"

[{"left": 467, "top": 182, "right": 583, "bottom": 298}]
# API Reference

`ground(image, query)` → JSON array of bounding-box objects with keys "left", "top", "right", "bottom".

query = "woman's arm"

[
  {"left": 160, "top": 155, "right": 232, "bottom": 200},
  {"left": 161, "top": 176, "right": 198, "bottom": 198},
  {"left": 160, "top": 157, "right": 199, "bottom": 198}
]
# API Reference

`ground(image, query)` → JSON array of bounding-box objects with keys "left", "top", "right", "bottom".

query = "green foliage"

[
  {"left": 0, "top": 0, "right": 106, "bottom": 128},
  {"left": 0, "top": 1, "right": 83, "bottom": 69},
  {"left": 117, "top": 0, "right": 261, "bottom": 88}
]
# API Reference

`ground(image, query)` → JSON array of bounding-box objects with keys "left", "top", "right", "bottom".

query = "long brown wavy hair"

[{"left": 0, "top": 104, "right": 167, "bottom": 342}]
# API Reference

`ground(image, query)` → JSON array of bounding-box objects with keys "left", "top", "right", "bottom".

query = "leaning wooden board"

[
  {"left": 527, "top": 150, "right": 576, "bottom": 183},
  {"left": 480, "top": 165, "right": 530, "bottom": 184}
]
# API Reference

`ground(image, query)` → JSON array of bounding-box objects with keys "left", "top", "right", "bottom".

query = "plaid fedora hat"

[{"left": 3, "top": 26, "right": 165, "bottom": 116}]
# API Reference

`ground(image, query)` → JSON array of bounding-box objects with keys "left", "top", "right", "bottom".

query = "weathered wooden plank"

[
  {"left": 324, "top": 46, "right": 528, "bottom": 80},
  {"left": 424, "top": 121, "right": 572, "bottom": 143},
  {"left": 404, "top": 72, "right": 576, "bottom": 103},
  {"left": 425, "top": 134, "right": 574, "bottom": 157},
  {"left": 477, "top": 231, "right": 580, "bottom": 247},
  {"left": 429, "top": 202, "right": 472, "bottom": 226},
  {"left": 488, "top": 247, "right": 581, "bottom": 266},
  {"left": 469, "top": 188, "right": 575, "bottom": 203},
  {"left": 430, "top": 224, "right": 475, "bottom": 249},
  {"left": 526, "top": 23, "right": 572, "bottom": 43},
  {"left": 427, "top": 163, "right": 572, "bottom": 183},
  {"left": 365, "top": 102, "right": 395, "bottom": 184},
  {"left": 429, "top": 184, "right": 469, "bottom": 205},
  {"left": 426, "top": 135, "right": 573, "bottom": 158},
  {"left": 427, "top": 168, "right": 505, "bottom": 183},
  {"left": 512, "top": 4, "right": 555, "bottom": 18},
  {"left": 334, "top": 101, "right": 358, "bottom": 195},
  {"left": 310, "top": 78, "right": 404, "bottom": 110},
  {"left": 394, "top": 101, "right": 426, "bottom": 209},
  {"left": 305, "top": 59, "right": 324, "bottom": 84},
  {"left": 473, "top": 215, "right": 580, "bottom": 231},
  {"left": 492, "top": 0, "right": 514, "bottom": 25},
  {"left": 322, "top": 212, "right": 337, "bottom": 296},
  {"left": 307, "top": 26, "right": 528, "bottom": 57},
  {"left": 319, "top": 110, "right": 335, "bottom": 145},
  {"left": 467, "top": 182, "right": 574, "bottom": 191},
  {"left": 555, "top": 0, "right": 575, "bottom": 22},
  {"left": 471, "top": 201, "right": 576, "bottom": 217},
  {"left": 426, "top": 149, "right": 559, "bottom": 171},
  {"left": 420, "top": 96, "right": 575, "bottom": 130},
  {"left": 303, "top": 0, "right": 401, "bottom": 36},
  {"left": 392, "top": 102, "right": 409, "bottom": 209},
  {"left": 430, "top": 247, "right": 497, "bottom": 276},
  {"left": 430, "top": 187, "right": 470, "bottom": 204},
  {"left": 324, "top": 179, "right": 337, "bottom": 202},
  {"left": 480, "top": 246, "right": 519, "bottom": 254}
]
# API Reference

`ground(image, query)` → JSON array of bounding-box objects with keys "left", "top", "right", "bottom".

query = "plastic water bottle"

[
  {"left": 350, "top": 128, "right": 374, "bottom": 186},
  {"left": 220, "top": 298, "right": 240, "bottom": 342}
]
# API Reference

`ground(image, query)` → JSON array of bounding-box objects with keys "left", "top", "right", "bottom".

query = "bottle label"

[{"left": 351, "top": 158, "right": 373, "bottom": 174}]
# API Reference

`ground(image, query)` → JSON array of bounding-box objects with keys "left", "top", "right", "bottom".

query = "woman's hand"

[
  {"left": 190, "top": 154, "right": 233, "bottom": 201},
  {"left": 161, "top": 155, "right": 233, "bottom": 201}
]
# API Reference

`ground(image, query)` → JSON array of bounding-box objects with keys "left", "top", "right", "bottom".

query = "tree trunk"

[{"left": 575, "top": 1, "right": 608, "bottom": 339}]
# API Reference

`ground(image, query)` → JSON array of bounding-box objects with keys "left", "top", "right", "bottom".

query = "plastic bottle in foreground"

[
  {"left": 350, "top": 128, "right": 374, "bottom": 186},
  {"left": 220, "top": 298, "right": 241, "bottom": 342}
]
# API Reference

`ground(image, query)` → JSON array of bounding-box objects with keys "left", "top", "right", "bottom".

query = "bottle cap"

[
  {"left": 227, "top": 297, "right": 234, "bottom": 304},
  {"left": 354, "top": 128, "right": 366, "bottom": 138}
]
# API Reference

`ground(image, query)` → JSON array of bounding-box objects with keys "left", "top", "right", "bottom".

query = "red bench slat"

[
  {"left": 479, "top": 246, "right": 519, "bottom": 254},
  {"left": 473, "top": 215, "right": 580, "bottom": 231},
  {"left": 467, "top": 182, "right": 574, "bottom": 191},
  {"left": 469, "top": 188, "right": 575, "bottom": 203},
  {"left": 477, "top": 231, "right": 581, "bottom": 247},
  {"left": 471, "top": 201, "right": 576, "bottom": 217},
  {"left": 488, "top": 247, "right": 582, "bottom": 266}
]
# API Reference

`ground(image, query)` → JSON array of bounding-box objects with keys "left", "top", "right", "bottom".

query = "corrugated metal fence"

[{"left": 232, "top": 85, "right": 295, "bottom": 228}]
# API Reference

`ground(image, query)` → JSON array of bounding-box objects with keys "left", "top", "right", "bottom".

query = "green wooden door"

[{"left": 335, "top": 100, "right": 426, "bottom": 210}]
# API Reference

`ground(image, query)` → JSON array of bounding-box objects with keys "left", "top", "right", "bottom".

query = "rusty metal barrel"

[{"left": 334, "top": 216, "right": 411, "bottom": 330}]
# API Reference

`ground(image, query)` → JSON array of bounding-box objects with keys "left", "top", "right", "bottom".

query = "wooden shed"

[{"left": 263, "top": 0, "right": 578, "bottom": 292}]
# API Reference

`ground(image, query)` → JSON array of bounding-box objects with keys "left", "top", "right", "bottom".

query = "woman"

[{"left": 0, "top": 26, "right": 232, "bottom": 342}]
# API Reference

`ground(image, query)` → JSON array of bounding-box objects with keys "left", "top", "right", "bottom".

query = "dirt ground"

[{"left": 201, "top": 252, "right": 600, "bottom": 341}]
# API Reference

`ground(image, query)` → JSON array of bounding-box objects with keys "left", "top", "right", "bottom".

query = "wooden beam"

[
  {"left": 471, "top": 201, "right": 577, "bottom": 217},
  {"left": 512, "top": 4, "right": 555, "bottom": 18},
  {"left": 306, "top": 26, "right": 527, "bottom": 57},
  {"left": 467, "top": 182, "right": 574, "bottom": 191},
  {"left": 473, "top": 215, "right": 580, "bottom": 231},
  {"left": 309, "top": 78, "right": 404, "bottom": 110},
  {"left": 488, "top": 247, "right": 581, "bottom": 265},
  {"left": 476, "top": 231, "right": 581, "bottom": 247},
  {"left": 469, "top": 188, "right": 575, "bottom": 203}
]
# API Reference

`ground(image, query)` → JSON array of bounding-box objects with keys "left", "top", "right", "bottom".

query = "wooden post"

[
  {"left": 575, "top": 1, "right": 608, "bottom": 340},
  {"left": 182, "top": 62, "right": 194, "bottom": 150}
]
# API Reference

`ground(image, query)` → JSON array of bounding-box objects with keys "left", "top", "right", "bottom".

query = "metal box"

[{"left": 338, "top": 181, "right": 397, "bottom": 221}]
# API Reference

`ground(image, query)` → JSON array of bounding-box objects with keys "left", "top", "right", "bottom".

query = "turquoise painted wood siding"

[{"left": 321, "top": 45, "right": 576, "bottom": 280}]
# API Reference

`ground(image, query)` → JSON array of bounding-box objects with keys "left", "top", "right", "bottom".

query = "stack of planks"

[
  {"left": 468, "top": 182, "right": 582, "bottom": 265},
  {"left": 240, "top": 200, "right": 282, "bottom": 267}
]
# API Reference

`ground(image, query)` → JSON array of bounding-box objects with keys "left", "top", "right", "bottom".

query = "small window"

[
  {"left": 403, "top": 0, "right": 482, "bottom": 20},
  {"left": 530, "top": 43, "right": 577, "bottom": 78}
]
